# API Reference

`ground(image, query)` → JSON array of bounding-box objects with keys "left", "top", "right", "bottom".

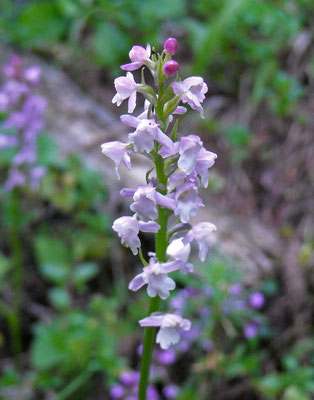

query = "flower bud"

[
  {"left": 164, "top": 38, "right": 178, "bottom": 55},
  {"left": 163, "top": 61, "right": 179, "bottom": 77}
]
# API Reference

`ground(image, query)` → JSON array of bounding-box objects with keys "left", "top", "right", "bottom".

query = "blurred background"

[{"left": 0, "top": 1, "right": 313, "bottom": 399}]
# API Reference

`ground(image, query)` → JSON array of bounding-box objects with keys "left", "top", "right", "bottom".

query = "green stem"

[
  {"left": 138, "top": 296, "right": 160, "bottom": 400},
  {"left": 0, "top": 299, "right": 20, "bottom": 355},
  {"left": 8, "top": 189, "right": 23, "bottom": 355},
  {"left": 138, "top": 63, "right": 171, "bottom": 399},
  {"left": 138, "top": 157, "right": 169, "bottom": 400},
  {"left": 55, "top": 369, "right": 93, "bottom": 400}
]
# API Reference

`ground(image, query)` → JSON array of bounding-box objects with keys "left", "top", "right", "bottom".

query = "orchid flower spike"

[{"left": 101, "top": 38, "right": 218, "bottom": 396}]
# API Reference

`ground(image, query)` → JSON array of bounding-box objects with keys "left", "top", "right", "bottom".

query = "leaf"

[
  {"left": 256, "top": 373, "right": 290, "bottom": 396},
  {"left": 0, "top": 252, "right": 11, "bottom": 279},
  {"left": 141, "top": 0, "right": 187, "bottom": 20},
  {"left": 73, "top": 263, "right": 99, "bottom": 288},
  {"left": 35, "top": 236, "right": 71, "bottom": 284},
  {"left": 40, "top": 262, "right": 70, "bottom": 285},
  {"left": 223, "top": 125, "right": 251, "bottom": 148},
  {"left": 17, "top": 2, "right": 67, "bottom": 48},
  {"left": 35, "top": 236, "right": 71, "bottom": 265},
  {"left": 31, "top": 324, "right": 66, "bottom": 370},
  {"left": 283, "top": 386, "right": 310, "bottom": 400},
  {"left": 49, "top": 287, "right": 71, "bottom": 309},
  {"left": 56, "top": 0, "right": 82, "bottom": 17},
  {"left": 91, "top": 23, "right": 130, "bottom": 69},
  {"left": 36, "top": 134, "right": 59, "bottom": 167}
]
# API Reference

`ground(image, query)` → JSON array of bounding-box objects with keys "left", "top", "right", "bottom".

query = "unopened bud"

[
  {"left": 163, "top": 61, "right": 179, "bottom": 77},
  {"left": 164, "top": 38, "right": 178, "bottom": 56}
]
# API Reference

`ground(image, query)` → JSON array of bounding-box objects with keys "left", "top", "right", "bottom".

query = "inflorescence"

[{"left": 101, "top": 38, "right": 217, "bottom": 351}]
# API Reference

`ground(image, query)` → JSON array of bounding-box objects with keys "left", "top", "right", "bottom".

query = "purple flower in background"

[
  {"left": 172, "top": 77, "right": 208, "bottom": 118},
  {"left": 30, "top": 166, "right": 46, "bottom": 190},
  {"left": 110, "top": 384, "right": 125, "bottom": 399},
  {"left": 2, "top": 81, "right": 29, "bottom": 106},
  {"left": 200, "top": 307, "right": 211, "bottom": 318},
  {"left": 170, "top": 295, "right": 185, "bottom": 311},
  {"left": 13, "top": 144, "right": 36, "bottom": 165},
  {"left": 155, "top": 348, "right": 176, "bottom": 365},
  {"left": 5, "top": 169, "right": 26, "bottom": 190},
  {"left": 181, "top": 287, "right": 200, "bottom": 298},
  {"left": 23, "top": 66, "right": 41, "bottom": 85},
  {"left": 244, "top": 323, "right": 259, "bottom": 339},
  {"left": 249, "top": 292, "right": 265, "bottom": 309},
  {"left": 202, "top": 340, "right": 214, "bottom": 352},
  {"left": 110, "top": 370, "right": 159, "bottom": 399},
  {"left": 0, "top": 134, "right": 18, "bottom": 148},
  {"left": 0, "top": 56, "right": 46, "bottom": 191},
  {"left": 147, "top": 385, "right": 159, "bottom": 400},
  {"left": 230, "top": 284, "right": 242, "bottom": 296},
  {"left": 120, "top": 371, "right": 140, "bottom": 386},
  {"left": 3, "top": 55, "right": 22, "bottom": 79},
  {"left": 0, "top": 92, "right": 9, "bottom": 110},
  {"left": 163, "top": 385, "right": 179, "bottom": 399},
  {"left": 112, "top": 72, "right": 137, "bottom": 113}
]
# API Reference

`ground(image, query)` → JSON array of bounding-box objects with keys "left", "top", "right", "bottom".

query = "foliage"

[
  {"left": 32, "top": 296, "right": 124, "bottom": 394},
  {"left": 254, "top": 338, "right": 314, "bottom": 399},
  {"left": 0, "top": 0, "right": 309, "bottom": 115}
]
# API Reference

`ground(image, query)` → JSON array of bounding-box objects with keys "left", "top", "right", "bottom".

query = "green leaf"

[
  {"left": 36, "top": 134, "right": 59, "bottom": 167},
  {"left": 17, "top": 2, "right": 66, "bottom": 47},
  {"left": 32, "top": 324, "right": 66, "bottom": 369},
  {"left": 40, "top": 262, "right": 70, "bottom": 285},
  {"left": 35, "top": 236, "right": 71, "bottom": 284},
  {"left": 91, "top": 23, "right": 130, "bottom": 68},
  {"left": 73, "top": 263, "right": 99, "bottom": 288},
  {"left": 0, "top": 252, "right": 11, "bottom": 279},
  {"left": 56, "top": 0, "right": 83, "bottom": 17},
  {"left": 256, "top": 373, "right": 290, "bottom": 396},
  {"left": 49, "top": 287, "right": 71, "bottom": 309},
  {"left": 283, "top": 386, "right": 310, "bottom": 400},
  {"left": 223, "top": 125, "right": 251, "bottom": 148},
  {"left": 35, "top": 236, "right": 71, "bottom": 265},
  {"left": 141, "top": 0, "right": 187, "bottom": 20}
]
